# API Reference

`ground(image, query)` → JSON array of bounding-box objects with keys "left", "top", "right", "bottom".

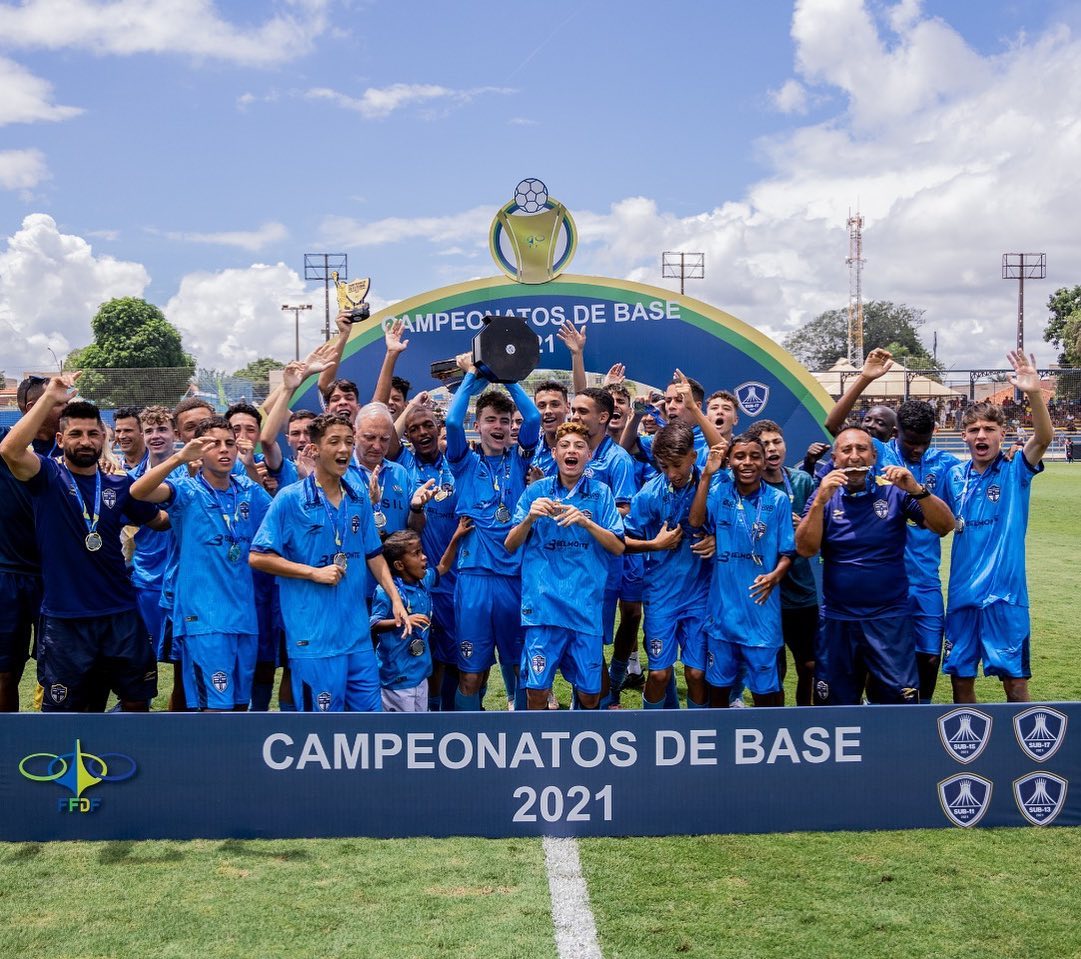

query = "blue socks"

[
  {"left": 608, "top": 657, "right": 628, "bottom": 696},
  {"left": 455, "top": 690, "right": 481, "bottom": 712},
  {"left": 250, "top": 681, "right": 273, "bottom": 712},
  {"left": 687, "top": 696, "right": 709, "bottom": 709},
  {"left": 643, "top": 694, "right": 665, "bottom": 709},
  {"left": 664, "top": 672, "right": 680, "bottom": 709}
]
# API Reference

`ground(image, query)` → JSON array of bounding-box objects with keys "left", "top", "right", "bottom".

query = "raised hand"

[
  {"left": 602, "top": 363, "right": 626, "bottom": 386},
  {"left": 302, "top": 340, "right": 337, "bottom": 376},
  {"left": 368, "top": 469, "right": 382, "bottom": 506},
  {"left": 861, "top": 348, "right": 893, "bottom": 380},
  {"left": 557, "top": 320, "right": 586, "bottom": 355},
  {"left": 805, "top": 441, "right": 830, "bottom": 464},
  {"left": 526, "top": 465, "right": 545, "bottom": 485},
  {"left": 236, "top": 437, "right": 256, "bottom": 467},
  {"left": 1006, "top": 350, "right": 1041, "bottom": 394},
  {"left": 282, "top": 361, "right": 307, "bottom": 391},
  {"left": 45, "top": 371, "right": 81, "bottom": 404},
  {"left": 178, "top": 436, "right": 216, "bottom": 464},
  {"left": 334, "top": 312, "right": 353, "bottom": 337},
  {"left": 411, "top": 479, "right": 437, "bottom": 510},
  {"left": 384, "top": 318, "right": 409, "bottom": 355},
  {"left": 703, "top": 441, "right": 727, "bottom": 476}
]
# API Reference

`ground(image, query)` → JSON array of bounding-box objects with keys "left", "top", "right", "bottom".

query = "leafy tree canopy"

[
  {"left": 67, "top": 297, "right": 195, "bottom": 370},
  {"left": 782, "top": 301, "right": 938, "bottom": 370},
  {"left": 1044, "top": 286, "right": 1081, "bottom": 364},
  {"left": 231, "top": 357, "right": 285, "bottom": 384}
]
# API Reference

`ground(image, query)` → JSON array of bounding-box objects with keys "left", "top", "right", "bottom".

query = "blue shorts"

[
  {"left": 158, "top": 615, "right": 181, "bottom": 664},
  {"left": 182, "top": 632, "right": 257, "bottom": 710},
  {"left": 643, "top": 602, "right": 707, "bottom": 671},
  {"left": 37, "top": 609, "right": 157, "bottom": 712},
  {"left": 521, "top": 626, "right": 603, "bottom": 693},
  {"left": 454, "top": 571, "right": 522, "bottom": 673},
  {"left": 602, "top": 588, "right": 619, "bottom": 645},
  {"left": 291, "top": 646, "right": 382, "bottom": 712},
  {"left": 943, "top": 603, "right": 1031, "bottom": 680},
  {"left": 430, "top": 588, "right": 457, "bottom": 666},
  {"left": 706, "top": 640, "right": 781, "bottom": 694},
  {"left": 619, "top": 554, "right": 644, "bottom": 603},
  {"left": 135, "top": 587, "right": 169, "bottom": 663},
  {"left": 816, "top": 615, "right": 918, "bottom": 705},
  {"left": 908, "top": 590, "right": 944, "bottom": 657},
  {"left": 0, "top": 570, "right": 41, "bottom": 676}
]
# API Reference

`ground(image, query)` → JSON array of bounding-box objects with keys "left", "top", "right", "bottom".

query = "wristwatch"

[{"left": 911, "top": 486, "right": 931, "bottom": 500}]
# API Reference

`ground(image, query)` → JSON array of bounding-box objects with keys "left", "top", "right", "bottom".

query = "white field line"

[{"left": 543, "top": 836, "right": 603, "bottom": 959}]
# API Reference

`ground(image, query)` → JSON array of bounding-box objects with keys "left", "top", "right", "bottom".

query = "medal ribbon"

[
  {"left": 734, "top": 486, "right": 765, "bottom": 561},
  {"left": 662, "top": 473, "right": 697, "bottom": 528},
  {"left": 62, "top": 465, "right": 101, "bottom": 538},
  {"left": 957, "top": 454, "right": 1001, "bottom": 525},
  {"left": 480, "top": 450, "right": 510, "bottom": 512},
  {"left": 198, "top": 474, "right": 240, "bottom": 549},
  {"left": 780, "top": 467, "right": 794, "bottom": 504},
  {"left": 311, "top": 475, "right": 346, "bottom": 548}
]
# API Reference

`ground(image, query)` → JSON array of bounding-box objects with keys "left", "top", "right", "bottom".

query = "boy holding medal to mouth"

[
  {"left": 250, "top": 413, "right": 411, "bottom": 712},
  {"left": 130, "top": 415, "right": 271, "bottom": 711},
  {"left": 690, "top": 434, "right": 795, "bottom": 707}
]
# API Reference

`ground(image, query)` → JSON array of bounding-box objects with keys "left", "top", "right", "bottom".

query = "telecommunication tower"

[{"left": 846, "top": 210, "right": 865, "bottom": 366}]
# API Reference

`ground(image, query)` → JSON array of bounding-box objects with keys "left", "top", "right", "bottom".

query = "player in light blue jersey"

[
  {"left": 940, "top": 351, "right": 1052, "bottom": 704},
  {"left": 130, "top": 415, "right": 271, "bottom": 711},
  {"left": 880, "top": 400, "right": 962, "bottom": 701},
  {"left": 250, "top": 413, "right": 410, "bottom": 711},
  {"left": 506, "top": 422, "right": 625, "bottom": 709},
  {"left": 691, "top": 435, "right": 795, "bottom": 706},
  {"left": 446, "top": 355, "right": 540, "bottom": 711},
  {"left": 625, "top": 422, "right": 717, "bottom": 708},
  {"left": 620, "top": 371, "right": 725, "bottom": 470},
  {"left": 530, "top": 379, "right": 571, "bottom": 479}
]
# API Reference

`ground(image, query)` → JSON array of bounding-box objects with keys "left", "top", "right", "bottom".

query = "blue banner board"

[{"left": 2, "top": 704, "right": 1076, "bottom": 841}]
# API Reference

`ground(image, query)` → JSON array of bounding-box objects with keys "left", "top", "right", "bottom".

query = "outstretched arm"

[
  {"left": 1008, "top": 350, "right": 1053, "bottom": 465},
  {"left": 557, "top": 321, "right": 587, "bottom": 395},
  {"left": 507, "top": 382, "right": 541, "bottom": 450},
  {"left": 0, "top": 373, "right": 77, "bottom": 480},
  {"left": 824, "top": 348, "right": 893, "bottom": 436},
  {"left": 130, "top": 438, "right": 214, "bottom": 503},
  {"left": 317, "top": 313, "right": 354, "bottom": 398},
  {"left": 445, "top": 359, "right": 487, "bottom": 462}
]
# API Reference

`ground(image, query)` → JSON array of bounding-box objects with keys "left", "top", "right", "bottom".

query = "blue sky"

[{"left": 2, "top": 0, "right": 1079, "bottom": 373}]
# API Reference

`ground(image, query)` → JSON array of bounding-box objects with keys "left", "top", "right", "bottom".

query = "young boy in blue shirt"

[{"left": 371, "top": 521, "right": 471, "bottom": 712}]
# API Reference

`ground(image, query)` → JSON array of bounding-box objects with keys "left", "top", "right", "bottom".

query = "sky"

[{"left": 1, "top": 0, "right": 1080, "bottom": 376}]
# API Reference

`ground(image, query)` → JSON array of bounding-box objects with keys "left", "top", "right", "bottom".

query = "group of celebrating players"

[{"left": 0, "top": 311, "right": 1052, "bottom": 714}]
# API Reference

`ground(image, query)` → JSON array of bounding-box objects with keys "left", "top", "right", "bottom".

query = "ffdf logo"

[{"left": 19, "top": 739, "right": 136, "bottom": 813}]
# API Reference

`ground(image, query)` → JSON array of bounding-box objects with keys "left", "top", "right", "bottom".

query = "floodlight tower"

[
  {"left": 662, "top": 252, "right": 705, "bottom": 296},
  {"left": 281, "top": 303, "right": 312, "bottom": 361},
  {"left": 846, "top": 210, "right": 865, "bottom": 366},
  {"left": 1001, "top": 253, "right": 1046, "bottom": 352},
  {"left": 305, "top": 253, "right": 348, "bottom": 341}
]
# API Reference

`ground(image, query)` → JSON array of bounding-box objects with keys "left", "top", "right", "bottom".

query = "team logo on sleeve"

[
  {"left": 987, "top": 484, "right": 1001, "bottom": 502},
  {"left": 735, "top": 382, "right": 769, "bottom": 416},
  {"left": 102, "top": 488, "right": 117, "bottom": 510},
  {"left": 316, "top": 691, "right": 332, "bottom": 712},
  {"left": 937, "top": 708, "right": 992, "bottom": 764},
  {"left": 938, "top": 773, "right": 993, "bottom": 827},
  {"left": 1013, "top": 707, "right": 1067, "bottom": 761},
  {"left": 531, "top": 654, "right": 546, "bottom": 675},
  {"left": 351, "top": 515, "right": 360, "bottom": 534},
  {"left": 211, "top": 671, "right": 229, "bottom": 693},
  {"left": 873, "top": 499, "right": 889, "bottom": 519},
  {"left": 1013, "top": 772, "right": 1067, "bottom": 826}
]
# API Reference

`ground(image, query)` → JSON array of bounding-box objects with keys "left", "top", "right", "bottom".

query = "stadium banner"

[{"left": 3, "top": 703, "right": 1077, "bottom": 841}]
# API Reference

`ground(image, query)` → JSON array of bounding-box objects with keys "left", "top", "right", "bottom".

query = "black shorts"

[
  {"left": 0, "top": 570, "right": 42, "bottom": 677},
  {"left": 781, "top": 604, "right": 820, "bottom": 666},
  {"left": 37, "top": 609, "right": 157, "bottom": 711}
]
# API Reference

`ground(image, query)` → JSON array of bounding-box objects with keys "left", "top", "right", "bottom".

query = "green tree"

[
  {"left": 783, "top": 301, "right": 939, "bottom": 370},
  {"left": 67, "top": 297, "right": 196, "bottom": 407},
  {"left": 1044, "top": 286, "right": 1081, "bottom": 364},
  {"left": 231, "top": 357, "right": 285, "bottom": 386}
]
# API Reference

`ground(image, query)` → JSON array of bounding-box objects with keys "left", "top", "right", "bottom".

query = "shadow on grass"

[
  {"left": 5, "top": 843, "right": 43, "bottom": 862},
  {"left": 216, "top": 839, "right": 310, "bottom": 861},
  {"left": 98, "top": 841, "right": 184, "bottom": 865}
]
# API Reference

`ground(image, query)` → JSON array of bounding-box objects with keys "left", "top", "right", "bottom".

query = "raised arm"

[
  {"left": 557, "top": 321, "right": 587, "bottom": 395},
  {"left": 796, "top": 470, "right": 845, "bottom": 556},
  {"left": 130, "top": 437, "right": 213, "bottom": 503},
  {"left": 437, "top": 516, "right": 473, "bottom": 576},
  {"left": 445, "top": 361, "right": 486, "bottom": 462},
  {"left": 824, "top": 348, "right": 893, "bottom": 436},
  {"left": 1008, "top": 350, "right": 1053, "bottom": 465},
  {"left": 317, "top": 313, "right": 354, "bottom": 398},
  {"left": 0, "top": 373, "right": 77, "bottom": 480},
  {"left": 688, "top": 444, "right": 725, "bottom": 527},
  {"left": 881, "top": 465, "right": 954, "bottom": 537},
  {"left": 507, "top": 382, "right": 541, "bottom": 450}
]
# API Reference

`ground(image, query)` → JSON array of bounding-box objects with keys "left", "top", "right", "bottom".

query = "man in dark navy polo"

[
  {"left": 795, "top": 426, "right": 954, "bottom": 705},
  {"left": 0, "top": 376, "right": 61, "bottom": 711},
  {"left": 0, "top": 373, "right": 168, "bottom": 712}
]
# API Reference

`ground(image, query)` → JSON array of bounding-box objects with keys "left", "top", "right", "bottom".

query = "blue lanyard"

[
  {"left": 555, "top": 475, "right": 587, "bottom": 504},
  {"left": 198, "top": 474, "right": 239, "bottom": 546},
  {"left": 481, "top": 451, "right": 510, "bottom": 507},
  {"left": 958, "top": 455, "right": 1001, "bottom": 520},
  {"left": 662, "top": 473, "right": 697, "bottom": 527},
  {"left": 310, "top": 475, "right": 346, "bottom": 548},
  {"left": 734, "top": 486, "right": 765, "bottom": 557},
  {"left": 62, "top": 465, "right": 101, "bottom": 536},
  {"left": 780, "top": 467, "right": 794, "bottom": 504}
]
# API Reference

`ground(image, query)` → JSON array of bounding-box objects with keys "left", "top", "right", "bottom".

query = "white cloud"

[
  {"left": 770, "top": 79, "right": 808, "bottom": 115},
  {"left": 0, "top": 148, "right": 48, "bottom": 189},
  {"left": 318, "top": 207, "right": 493, "bottom": 249},
  {"left": 0, "top": 0, "right": 330, "bottom": 67},
  {"left": 162, "top": 221, "right": 289, "bottom": 252},
  {"left": 305, "top": 83, "right": 514, "bottom": 119},
  {"left": 0, "top": 56, "right": 81, "bottom": 126},
  {"left": 0, "top": 214, "right": 149, "bottom": 369}
]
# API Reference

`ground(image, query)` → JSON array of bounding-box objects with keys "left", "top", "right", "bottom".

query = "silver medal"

[
  {"left": 227, "top": 543, "right": 241, "bottom": 564},
  {"left": 955, "top": 517, "right": 965, "bottom": 534},
  {"left": 752, "top": 554, "right": 763, "bottom": 567},
  {"left": 408, "top": 637, "right": 425, "bottom": 657},
  {"left": 495, "top": 505, "right": 511, "bottom": 524},
  {"left": 373, "top": 510, "right": 387, "bottom": 529},
  {"left": 333, "top": 552, "right": 348, "bottom": 571},
  {"left": 85, "top": 531, "right": 103, "bottom": 552}
]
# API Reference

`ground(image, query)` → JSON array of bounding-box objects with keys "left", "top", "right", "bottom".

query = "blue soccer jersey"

[
  {"left": 400, "top": 449, "right": 458, "bottom": 597},
  {"left": 763, "top": 466, "right": 818, "bottom": 609},
  {"left": 625, "top": 469, "right": 711, "bottom": 610},
  {"left": 163, "top": 472, "right": 271, "bottom": 637},
  {"left": 513, "top": 475, "right": 625, "bottom": 634},
  {"left": 0, "top": 430, "right": 54, "bottom": 576},
  {"left": 807, "top": 478, "right": 927, "bottom": 620},
  {"left": 127, "top": 457, "right": 172, "bottom": 592},
  {"left": 705, "top": 480, "right": 795, "bottom": 648},
  {"left": 641, "top": 425, "right": 711, "bottom": 469},
  {"left": 531, "top": 437, "right": 558, "bottom": 478},
  {"left": 941, "top": 452, "right": 1042, "bottom": 611},
  {"left": 371, "top": 569, "right": 436, "bottom": 689},
  {"left": 25, "top": 457, "right": 160, "bottom": 618},
  {"left": 252, "top": 474, "right": 383, "bottom": 658}
]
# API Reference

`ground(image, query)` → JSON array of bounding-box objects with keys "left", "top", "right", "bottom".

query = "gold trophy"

[
  {"left": 489, "top": 179, "right": 577, "bottom": 284},
  {"left": 333, "top": 272, "right": 371, "bottom": 324}
]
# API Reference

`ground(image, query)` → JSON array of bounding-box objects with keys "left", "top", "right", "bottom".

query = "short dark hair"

[
  {"left": 533, "top": 380, "right": 568, "bottom": 401},
  {"left": 308, "top": 412, "right": 353, "bottom": 444},
  {"left": 114, "top": 405, "right": 144, "bottom": 424},
  {"left": 745, "top": 419, "right": 782, "bottom": 440},
  {"left": 194, "top": 415, "right": 232, "bottom": 438},
  {"left": 651, "top": 421, "right": 695, "bottom": 462},
  {"left": 288, "top": 409, "right": 317, "bottom": 425},
  {"left": 729, "top": 431, "right": 765, "bottom": 454},
  {"left": 16, "top": 375, "right": 48, "bottom": 412},
  {"left": 390, "top": 376, "right": 411, "bottom": 401},
  {"left": 706, "top": 388, "right": 736, "bottom": 408},
  {"left": 174, "top": 397, "right": 215, "bottom": 419},
  {"left": 896, "top": 400, "right": 936, "bottom": 435},
  {"left": 476, "top": 389, "right": 515, "bottom": 418},
  {"left": 226, "top": 402, "right": 262, "bottom": 426},
  {"left": 383, "top": 529, "right": 422, "bottom": 571},
  {"left": 577, "top": 387, "right": 614, "bottom": 421},
  {"left": 605, "top": 383, "right": 631, "bottom": 403},
  {"left": 322, "top": 378, "right": 359, "bottom": 404},
  {"left": 961, "top": 401, "right": 1005, "bottom": 429},
  {"left": 59, "top": 400, "right": 103, "bottom": 431}
]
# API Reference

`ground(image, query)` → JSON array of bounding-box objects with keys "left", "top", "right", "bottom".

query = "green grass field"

[{"left": 3, "top": 464, "right": 1080, "bottom": 959}]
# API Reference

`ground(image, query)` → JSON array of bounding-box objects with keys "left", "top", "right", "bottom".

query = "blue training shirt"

[
  {"left": 399, "top": 447, "right": 458, "bottom": 600},
  {"left": 940, "top": 451, "right": 1042, "bottom": 611},
  {"left": 705, "top": 479, "right": 795, "bottom": 648},
  {"left": 25, "top": 456, "right": 159, "bottom": 618},
  {"left": 762, "top": 467, "right": 819, "bottom": 609},
  {"left": 512, "top": 475, "right": 624, "bottom": 633},
  {"left": 0, "top": 430, "right": 54, "bottom": 576},
  {"left": 127, "top": 456, "right": 173, "bottom": 592},
  {"left": 252, "top": 473, "right": 383, "bottom": 658},
  {"left": 371, "top": 569, "right": 437, "bottom": 689},
  {"left": 163, "top": 472, "right": 271, "bottom": 637}
]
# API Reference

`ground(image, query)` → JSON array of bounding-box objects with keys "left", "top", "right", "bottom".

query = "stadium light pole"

[
  {"left": 305, "top": 254, "right": 348, "bottom": 342},
  {"left": 281, "top": 304, "right": 313, "bottom": 361},
  {"left": 662, "top": 252, "right": 705, "bottom": 297},
  {"left": 1002, "top": 253, "right": 1046, "bottom": 401}
]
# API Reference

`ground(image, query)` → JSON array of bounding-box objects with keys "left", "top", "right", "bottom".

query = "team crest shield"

[
  {"left": 648, "top": 639, "right": 663, "bottom": 658},
  {"left": 460, "top": 641, "right": 474, "bottom": 659},
  {"left": 351, "top": 515, "right": 360, "bottom": 534},
  {"left": 49, "top": 683, "right": 67, "bottom": 704},
  {"left": 239, "top": 501, "right": 250, "bottom": 520},
  {"left": 316, "top": 691, "right": 332, "bottom": 712},
  {"left": 987, "top": 484, "right": 1001, "bottom": 502},
  {"left": 937, "top": 707, "right": 993, "bottom": 764},
  {"left": 873, "top": 499, "right": 889, "bottom": 519},
  {"left": 735, "top": 381, "right": 769, "bottom": 416},
  {"left": 1013, "top": 772, "right": 1067, "bottom": 826},
  {"left": 531, "top": 654, "right": 546, "bottom": 675},
  {"left": 102, "top": 488, "right": 117, "bottom": 509},
  {"left": 1013, "top": 706, "right": 1067, "bottom": 761},
  {"left": 938, "top": 773, "right": 993, "bottom": 828},
  {"left": 211, "top": 671, "right": 229, "bottom": 693}
]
